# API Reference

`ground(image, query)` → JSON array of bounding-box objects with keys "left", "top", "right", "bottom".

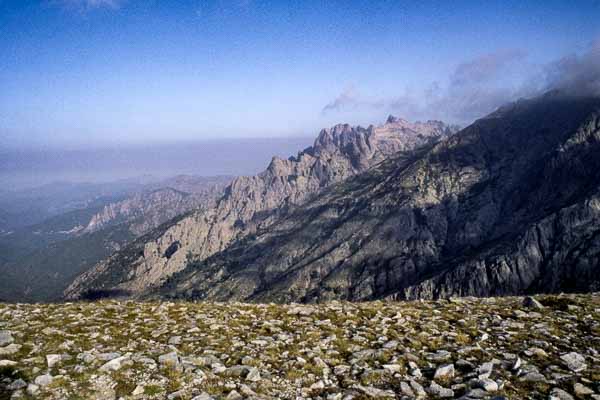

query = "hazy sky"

[{"left": 1, "top": 0, "right": 599, "bottom": 148}]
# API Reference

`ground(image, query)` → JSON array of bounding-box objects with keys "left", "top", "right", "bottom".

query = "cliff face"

[
  {"left": 156, "top": 94, "right": 600, "bottom": 302},
  {"left": 65, "top": 118, "right": 455, "bottom": 298}
]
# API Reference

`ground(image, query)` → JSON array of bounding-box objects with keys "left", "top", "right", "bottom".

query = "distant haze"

[{"left": 0, "top": 137, "right": 314, "bottom": 190}]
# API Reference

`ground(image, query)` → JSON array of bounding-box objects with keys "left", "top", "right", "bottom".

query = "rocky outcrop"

[
  {"left": 156, "top": 93, "right": 600, "bottom": 302},
  {"left": 82, "top": 177, "right": 231, "bottom": 236},
  {"left": 65, "top": 118, "right": 455, "bottom": 299}
]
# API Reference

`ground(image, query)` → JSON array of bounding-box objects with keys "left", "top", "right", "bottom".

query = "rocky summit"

[{"left": 1, "top": 293, "right": 599, "bottom": 399}]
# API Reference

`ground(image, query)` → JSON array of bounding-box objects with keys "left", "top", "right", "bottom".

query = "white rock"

[
  {"left": 246, "top": 367, "right": 261, "bottom": 382},
  {"left": 310, "top": 380, "right": 325, "bottom": 390},
  {"left": 549, "top": 388, "right": 575, "bottom": 400},
  {"left": 34, "top": 374, "right": 53, "bottom": 387},
  {"left": 573, "top": 383, "right": 594, "bottom": 396},
  {"left": 132, "top": 385, "right": 145, "bottom": 395},
  {"left": 434, "top": 364, "right": 455, "bottom": 381},
  {"left": 99, "top": 356, "right": 129, "bottom": 372},
  {"left": 191, "top": 394, "right": 215, "bottom": 400},
  {"left": 0, "top": 344, "right": 21, "bottom": 356},
  {"left": 46, "top": 354, "right": 63, "bottom": 368},
  {"left": 428, "top": 382, "right": 454, "bottom": 398},
  {"left": 560, "top": 352, "right": 587, "bottom": 372},
  {"left": 26, "top": 384, "right": 39, "bottom": 395},
  {"left": 159, "top": 352, "right": 179, "bottom": 367},
  {"left": 225, "top": 390, "right": 242, "bottom": 400},
  {"left": 475, "top": 378, "right": 499, "bottom": 392},
  {"left": 522, "top": 296, "right": 544, "bottom": 309}
]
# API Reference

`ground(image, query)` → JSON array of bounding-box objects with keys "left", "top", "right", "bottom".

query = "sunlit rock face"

[{"left": 66, "top": 117, "right": 456, "bottom": 299}]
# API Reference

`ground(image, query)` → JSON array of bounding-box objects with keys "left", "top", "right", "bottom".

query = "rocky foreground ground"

[{"left": 0, "top": 294, "right": 598, "bottom": 400}]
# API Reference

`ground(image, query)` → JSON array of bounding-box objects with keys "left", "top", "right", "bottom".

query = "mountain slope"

[
  {"left": 65, "top": 118, "right": 456, "bottom": 299},
  {"left": 0, "top": 176, "right": 230, "bottom": 302},
  {"left": 82, "top": 176, "right": 231, "bottom": 236},
  {"left": 155, "top": 93, "right": 600, "bottom": 302}
]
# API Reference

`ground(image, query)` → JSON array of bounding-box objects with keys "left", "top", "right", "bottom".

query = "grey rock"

[
  {"left": 0, "top": 360, "right": 17, "bottom": 367},
  {"left": 0, "top": 331, "right": 14, "bottom": 347},
  {"left": 224, "top": 365, "right": 250, "bottom": 378},
  {"left": 521, "top": 372, "right": 547, "bottom": 382},
  {"left": 26, "top": 384, "right": 39, "bottom": 395},
  {"left": 400, "top": 381, "right": 415, "bottom": 397},
  {"left": 168, "top": 390, "right": 187, "bottom": 400},
  {"left": 99, "top": 355, "right": 129, "bottom": 371},
  {"left": 474, "top": 378, "right": 499, "bottom": 392},
  {"left": 461, "top": 388, "right": 488, "bottom": 399},
  {"left": 159, "top": 352, "right": 180, "bottom": 367},
  {"left": 560, "top": 352, "right": 587, "bottom": 372},
  {"left": 354, "top": 384, "right": 395, "bottom": 398},
  {"left": 434, "top": 364, "right": 455, "bottom": 381},
  {"left": 0, "top": 344, "right": 21, "bottom": 356},
  {"left": 549, "top": 388, "right": 575, "bottom": 400},
  {"left": 34, "top": 374, "right": 53, "bottom": 387},
  {"left": 46, "top": 354, "right": 70, "bottom": 368},
  {"left": 246, "top": 367, "right": 261, "bottom": 382},
  {"left": 96, "top": 352, "right": 121, "bottom": 361},
  {"left": 7, "top": 379, "right": 27, "bottom": 390},
  {"left": 428, "top": 381, "right": 454, "bottom": 398},
  {"left": 225, "top": 390, "right": 243, "bottom": 400},
  {"left": 523, "top": 296, "right": 544, "bottom": 310},
  {"left": 168, "top": 336, "right": 182, "bottom": 345},
  {"left": 573, "top": 383, "right": 594, "bottom": 396},
  {"left": 428, "top": 350, "right": 452, "bottom": 362},
  {"left": 191, "top": 394, "right": 215, "bottom": 400},
  {"left": 409, "top": 380, "right": 427, "bottom": 398}
]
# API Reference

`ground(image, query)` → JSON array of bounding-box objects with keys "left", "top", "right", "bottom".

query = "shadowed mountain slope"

[
  {"left": 156, "top": 93, "right": 600, "bottom": 302},
  {"left": 65, "top": 118, "right": 456, "bottom": 299}
]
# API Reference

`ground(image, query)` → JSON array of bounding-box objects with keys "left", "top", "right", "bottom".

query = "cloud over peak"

[
  {"left": 544, "top": 39, "right": 600, "bottom": 97},
  {"left": 322, "top": 40, "right": 600, "bottom": 125}
]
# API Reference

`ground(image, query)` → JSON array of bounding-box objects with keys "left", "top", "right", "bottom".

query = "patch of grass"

[{"left": 144, "top": 384, "right": 163, "bottom": 396}]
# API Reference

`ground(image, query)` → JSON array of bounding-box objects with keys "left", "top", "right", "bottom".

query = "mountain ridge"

[
  {"left": 153, "top": 93, "right": 600, "bottom": 302},
  {"left": 66, "top": 94, "right": 600, "bottom": 303},
  {"left": 65, "top": 117, "right": 457, "bottom": 299}
]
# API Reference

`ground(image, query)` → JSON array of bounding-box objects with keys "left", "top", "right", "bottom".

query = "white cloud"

[
  {"left": 322, "top": 41, "right": 600, "bottom": 124},
  {"left": 54, "top": 0, "right": 124, "bottom": 11}
]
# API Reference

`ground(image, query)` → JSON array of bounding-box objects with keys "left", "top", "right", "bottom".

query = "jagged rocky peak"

[
  {"left": 312, "top": 123, "right": 365, "bottom": 152},
  {"left": 267, "top": 115, "right": 454, "bottom": 178},
  {"left": 384, "top": 114, "right": 455, "bottom": 135},
  {"left": 312, "top": 116, "right": 453, "bottom": 154}
]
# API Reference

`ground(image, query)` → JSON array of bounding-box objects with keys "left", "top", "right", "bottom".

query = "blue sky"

[{"left": 1, "top": 0, "right": 599, "bottom": 148}]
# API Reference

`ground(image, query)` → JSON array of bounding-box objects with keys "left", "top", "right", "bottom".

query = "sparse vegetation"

[{"left": 0, "top": 294, "right": 598, "bottom": 399}]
